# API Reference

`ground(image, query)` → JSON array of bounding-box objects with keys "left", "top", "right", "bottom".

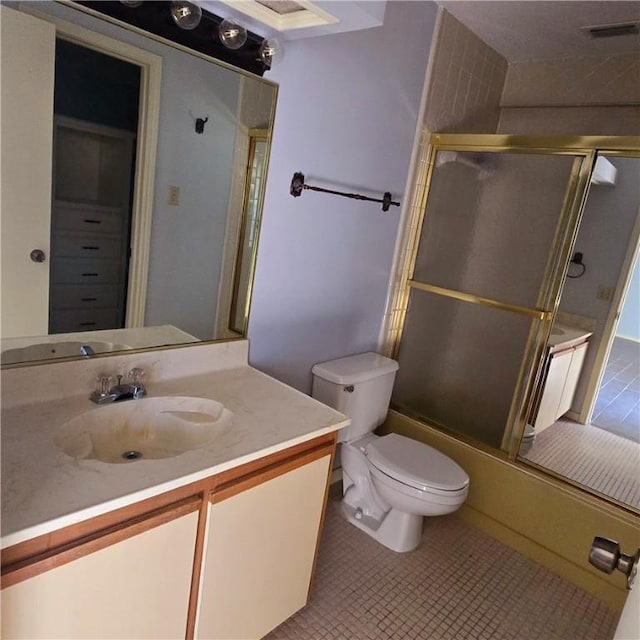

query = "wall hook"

[
  {"left": 290, "top": 172, "right": 399, "bottom": 212},
  {"left": 195, "top": 116, "right": 209, "bottom": 134}
]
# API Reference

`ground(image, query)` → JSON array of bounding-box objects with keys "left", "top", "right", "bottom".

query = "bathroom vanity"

[
  {"left": 1, "top": 340, "right": 348, "bottom": 639},
  {"left": 533, "top": 324, "right": 592, "bottom": 433}
]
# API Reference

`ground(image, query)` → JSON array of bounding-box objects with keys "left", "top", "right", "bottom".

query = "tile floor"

[
  {"left": 520, "top": 418, "right": 640, "bottom": 510},
  {"left": 266, "top": 491, "right": 619, "bottom": 640},
  {"left": 592, "top": 337, "right": 640, "bottom": 444}
]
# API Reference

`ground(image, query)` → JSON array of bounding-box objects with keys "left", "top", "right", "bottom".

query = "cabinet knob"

[{"left": 30, "top": 249, "right": 46, "bottom": 263}]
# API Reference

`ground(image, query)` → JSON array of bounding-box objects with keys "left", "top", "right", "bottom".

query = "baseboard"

[{"left": 615, "top": 334, "right": 640, "bottom": 344}]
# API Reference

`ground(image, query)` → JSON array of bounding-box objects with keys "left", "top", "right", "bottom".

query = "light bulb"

[
  {"left": 218, "top": 20, "right": 247, "bottom": 50},
  {"left": 259, "top": 37, "right": 283, "bottom": 68},
  {"left": 170, "top": 1, "right": 202, "bottom": 30}
]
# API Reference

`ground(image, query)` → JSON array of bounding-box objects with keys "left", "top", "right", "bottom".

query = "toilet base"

[{"left": 342, "top": 502, "right": 423, "bottom": 552}]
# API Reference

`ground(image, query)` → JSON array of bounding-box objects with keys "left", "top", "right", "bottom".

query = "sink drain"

[{"left": 122, "top": 450, "right": 142, "bottom": 461}]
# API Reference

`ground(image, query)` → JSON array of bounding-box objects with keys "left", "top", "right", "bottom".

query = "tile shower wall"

[
  {"left": 424, "top": 10, "right": 508, "bottom": 134},
  {"left": 498, "top": 52, "right": 640, "bottom": 135},
  {"left": 381, "top": 10, "right": 507, "bottom": 349}
]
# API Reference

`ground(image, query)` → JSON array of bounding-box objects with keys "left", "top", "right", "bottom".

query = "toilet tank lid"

[{"left": 312, "top": 352, "right": 399, "bottom": 385}]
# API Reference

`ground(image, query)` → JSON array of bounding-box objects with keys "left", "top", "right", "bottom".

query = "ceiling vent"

[
  {"left": 584, "top": 22, "right": 640, "bottom": 39},
  {"left": 220, "top": 1, "right": 338, "bottom": 32},
  {"left": 256, "top": 1, "right": 306, "bottom": 15}
]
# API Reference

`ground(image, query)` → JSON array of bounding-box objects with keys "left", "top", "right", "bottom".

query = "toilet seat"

[{"left": 365, "top": 433, "right": 469, "bottom": 493}]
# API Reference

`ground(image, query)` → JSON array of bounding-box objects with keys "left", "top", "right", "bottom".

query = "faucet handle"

[
  {"left": 128, "top": 367, "right": 145, "bottom": 384},
  {"left": 128, "top": 367, "right": 146, "bottom": 399},
  {"left": 97, "top": 375, "right": 113, "bottom": 395},
  {"left": 90, "top": 375, "right": 114, "bottom": 404}
]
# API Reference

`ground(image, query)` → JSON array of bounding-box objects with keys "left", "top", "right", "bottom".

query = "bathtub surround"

[{"left": 381, "top": 411, "right": 639, "bottom": 610}]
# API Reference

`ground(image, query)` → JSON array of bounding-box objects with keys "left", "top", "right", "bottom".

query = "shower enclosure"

[{"left": 388, "top": 135, "right": 638, "bottom": 456}]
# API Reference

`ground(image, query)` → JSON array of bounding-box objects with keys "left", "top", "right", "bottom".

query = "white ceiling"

[
  {"left": 438, "top": 1, "right": 640, "bottom": 62},
  {"left": 200, "top": 1, "right": 386, "bottom": 40}
]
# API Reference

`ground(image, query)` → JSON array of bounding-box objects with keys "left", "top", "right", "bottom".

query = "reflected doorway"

[
  {"left": 591, "top": 280, "right": 640, "bottom": 444},
  {"left": 519, "top": 153, "right": 640, "bottom": 511}
]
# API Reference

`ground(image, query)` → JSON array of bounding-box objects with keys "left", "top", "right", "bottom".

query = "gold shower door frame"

[{"left": 389, "top": 134, "right": 640, "bottom": 460}]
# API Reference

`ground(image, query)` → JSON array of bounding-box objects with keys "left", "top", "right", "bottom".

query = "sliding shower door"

[{"left": 392, "top": 135, "right": 595, "bottom": 451}]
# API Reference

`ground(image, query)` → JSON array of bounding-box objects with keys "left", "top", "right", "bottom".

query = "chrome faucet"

[{"left": 90, "top": 367, "right": 146, "bottom": 404}]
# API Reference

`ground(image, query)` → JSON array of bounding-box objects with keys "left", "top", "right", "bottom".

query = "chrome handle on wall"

[
  {"left": 589, "top": 536, "right": 640, "bottom": 589},
  {"left": 29, "top": 249, "right": 46, "bottom": 263}
]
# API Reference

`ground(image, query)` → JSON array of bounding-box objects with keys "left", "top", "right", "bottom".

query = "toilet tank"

[{"left": 311, "top": 352, "right": 399, "bottom": 442}]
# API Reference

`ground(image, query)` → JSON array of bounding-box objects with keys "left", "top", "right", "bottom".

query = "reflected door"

[
  {"left": 0, "top": 7, "right": 55, "bottom": 338},
  {"left": 392, "top": 138, "right": 594, "bottom": 450}
]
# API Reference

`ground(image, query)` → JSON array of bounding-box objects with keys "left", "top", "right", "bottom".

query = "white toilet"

[{"left": 312, "top": 351, "right": 469, "bottom": 553}]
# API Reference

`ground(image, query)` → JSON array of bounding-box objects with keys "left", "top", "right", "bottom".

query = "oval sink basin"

[{"left": 54, "top": 397, "right": 233, "bottom": 463}]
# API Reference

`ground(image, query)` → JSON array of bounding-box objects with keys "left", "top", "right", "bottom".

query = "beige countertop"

[
  {"left": 1, "top": 341, "right": 348, "bottom": 548},
  {"left": 547, "top": 323, "right": 593, "bottom": 352}
]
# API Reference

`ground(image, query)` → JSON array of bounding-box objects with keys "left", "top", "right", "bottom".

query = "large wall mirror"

[{"left": 1, "top": 1, "right": 277, "bottom": 366}]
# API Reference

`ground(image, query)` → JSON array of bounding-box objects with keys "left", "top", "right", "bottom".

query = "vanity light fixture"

[
  {"left": 78, "top": 1, "right": 272, "bottom": 76},
  {"left": 259, "top": 37, "right": 283, "bottom": 67},
  {"left": 218, "top": 19, "right": 248, "bottom": 50},
  {"left": 170, "top": 1, "right": 202, "bottom": 30}
]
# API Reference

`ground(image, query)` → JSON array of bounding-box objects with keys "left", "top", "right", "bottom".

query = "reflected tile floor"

[
  {"left": 266, "top": 493, "right": 618, "bottom": 640},
  {"left": 592, "top": 337, "right": 640, "bottom": 444},
  {"left": 520, "top": 419, "right": 640, "bottom": 510}
]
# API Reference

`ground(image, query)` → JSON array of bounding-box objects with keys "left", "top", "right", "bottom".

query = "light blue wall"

[
  {"left": 617, "top": 257, "right": 640, "bottom": 342},
  {"left": 249, "top": 1, "right": 438, "bottom": 392}
]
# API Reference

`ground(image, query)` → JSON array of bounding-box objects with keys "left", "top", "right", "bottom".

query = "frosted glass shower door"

[{"left": 392, "top": 142, "right": 592, "bottom": 450}]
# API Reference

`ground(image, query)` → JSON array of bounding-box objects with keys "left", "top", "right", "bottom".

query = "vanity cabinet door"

[
  {"left": 196, "top": 453, "right": 332, "bottom": 640},
  {"left": 534, "top": 349, "right": 573, "bottom": 432},
  {"left": 1, "top": 499, "right": 199, "bottom": 640},
  {"left": 557, "top": 342, "right": 588, "bottom": 418}
]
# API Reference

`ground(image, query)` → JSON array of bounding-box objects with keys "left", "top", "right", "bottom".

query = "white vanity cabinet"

[
  {"left": 1, "top": 433, "right": 336, "bottom": 640},
  {"left": 196, "top": 452, "right": 332, "bottom": 640},
  {"left": 534, "top": 339, "right": 589, "bottom": 433},
  {"left": 1, "top": 498, "right": 199, "bottom": 639}
]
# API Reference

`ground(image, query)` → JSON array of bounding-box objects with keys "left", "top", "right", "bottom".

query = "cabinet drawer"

[
  {"left": 53, "top": 202, "right": 124, "bottom": 235},
  {"left": 49, "top": 308, "right": 120, "bottom": 333},
  {"left": 50, "top": 284, "right": 120, "bottom": 310},
  {"left": 50, "top": 258, "right": 122, "bottom": 284},
  {"left": 52, "top": 232, "right": 123, "bottom": 259}
]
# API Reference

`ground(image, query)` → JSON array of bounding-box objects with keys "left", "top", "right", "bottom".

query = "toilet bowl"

[
  {"left": 341, "top": 433, "right": 468, "bottom": 552},
  {"left": 311, "top": 352, "right": 469, "bottom": 553}
]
